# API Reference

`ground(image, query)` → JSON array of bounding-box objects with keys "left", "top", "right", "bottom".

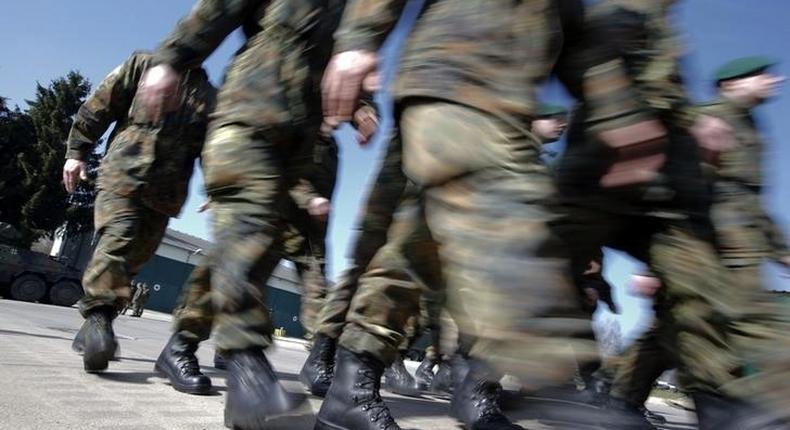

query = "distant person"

[{"left": 131, "top": 283, "right": 150, "bottom": 317}]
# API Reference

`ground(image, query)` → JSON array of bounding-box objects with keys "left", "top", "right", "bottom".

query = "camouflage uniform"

[
  {"left": 330, "top": 0, "right": 651, "bottom": 383},
  {"left": 152, "top": 0, "right": 346, "bottom": 351},
  {"left": 172, "top": 134, "right": 337, "bottom": 343},
  {"left": 609, "top": 96, "right": 790, "bottom": 414},
  {"left": 67, "top": 52, "right": 215, "bottom": 316}
]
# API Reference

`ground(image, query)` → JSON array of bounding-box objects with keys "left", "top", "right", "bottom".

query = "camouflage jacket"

[
  {"left": 66, "top": 52, "right": 216, "bottom": 216},
  {"left": 334, "top": 0, "right": 646, "bottom": 132},
  {"left": 588, "top": 0, "right": 696, "bottom": 128},
  {"left": 152, "top": 0, "right": 346, "bottom": 132}
]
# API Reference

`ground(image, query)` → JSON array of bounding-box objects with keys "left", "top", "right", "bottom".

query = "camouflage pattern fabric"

[
  {"left": 152, "top": 0, "right": 346, "bottom": 351},
  {"left": 330, "top": 0, "right": 656, "bottom": 383},
  {"left": 609, "top": 97, "right": 790, "bottom": 416},
  {"left": 79, "top": 192, "right": 169, "bottom": 315},
  {"left": 339, "top": 188, "right": 442, "bottom": 365},
  {"left": 315, "top": 136, "right": 408, "bottom": 340},
  {"left": 172, "top": 134, "right": 337, "bottom": 342},
  {"left": 66, "top": 51, "right": 215, "bottom": 217}
]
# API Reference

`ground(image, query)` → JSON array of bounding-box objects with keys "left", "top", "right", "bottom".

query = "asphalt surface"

[{"left": 0, "top": 299, "right": 697, "bottom": 429}]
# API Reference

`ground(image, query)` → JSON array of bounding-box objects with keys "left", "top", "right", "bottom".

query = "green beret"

[
  {"left": 536, "top": 103, "right": 568, "bottom": 118},
  {"left": 715, "top": 56, "right": 778, "bottom": 84}
]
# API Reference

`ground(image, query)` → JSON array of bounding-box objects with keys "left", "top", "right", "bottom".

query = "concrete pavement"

[{"left": 0, "top": 299, "right": 696, "bottom": 429}]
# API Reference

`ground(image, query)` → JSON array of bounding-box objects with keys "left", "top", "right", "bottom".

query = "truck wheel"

[
  {"left": 50, "top": 280, "right": 83, "bottom": 307},
  {"left": 10, "top": 274, "right": 47, "bottom": 302}
]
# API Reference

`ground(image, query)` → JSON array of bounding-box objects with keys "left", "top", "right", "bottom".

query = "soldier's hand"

[
  {"left": 322, "top": 50, "right": 379, "bottom": 129},
  {"left": 137, "top": 64, "right": 181, "bottom": 123},
  {"left": 307, "top": 197, "right": 330, "bottom": 221},
  {"left": 63, "top": 159, "right": 88, "bottom": 194},
  {"left": 353, "top": 105, "right": 379, "bottom": 146},
  {"left": 691, "top": 114, "right": 736, "bottom": 166}
]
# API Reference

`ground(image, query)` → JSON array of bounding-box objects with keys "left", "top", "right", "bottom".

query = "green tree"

[
  {"left": 0, "top": 97, "right": 36, "bottom": 245},
  {"left": 15, "top": 72, "right": 95, "bottom": 246}
]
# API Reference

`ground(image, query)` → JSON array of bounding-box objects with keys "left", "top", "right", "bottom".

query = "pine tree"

[
  {"left": 0, "top": 97, "right": 36, "bottom": 245},
  {"left": 16, "top": 72, "right": 94, "bottom": 246}
]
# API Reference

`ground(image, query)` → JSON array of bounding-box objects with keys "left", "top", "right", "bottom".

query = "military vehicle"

[{"left": 0, "top": 243, "right": 83, "bottom": 306}]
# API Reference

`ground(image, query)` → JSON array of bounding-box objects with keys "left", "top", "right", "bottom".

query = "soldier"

[
  {"left": 63, "top": 51, "right": 215, "bottom": 374},
  {"left": 607, "top": 56, "right": 790, "bottom": 425},
  {"left": 119, "top": 281, "right": 137, "bottom": 316},
  {"left": 136, "top": 1, "right": 348, "bottom": 427},
  {"left": 315, "top": 1, "right": 675, "bottom": 429},
  {"left": 132, "top": 283, "right": 150, "bottom": 317}
]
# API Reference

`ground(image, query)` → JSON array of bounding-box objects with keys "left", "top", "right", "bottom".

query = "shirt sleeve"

[
  {"left": 332, "top": 0, "right": 408, "bottom": 53},
  {"left": 65, "top": 52, "right": 150, "bottom": 160},
  {"left": 153, "top": 0, "right": 263, "bottom": 72}
]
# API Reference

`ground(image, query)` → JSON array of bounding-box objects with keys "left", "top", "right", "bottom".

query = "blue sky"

[{"left": 2, "top": 0, "right": 788, "bottom": 340}]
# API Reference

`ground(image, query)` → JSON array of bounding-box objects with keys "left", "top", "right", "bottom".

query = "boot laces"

[
  {"left": 472, "top": 381, "right": 504, "bottom": 420},
  {"left": 176, "top": 352, "right": 201, "bottom": 375},
  {"left": 353, "top": 368, "right": 399, "bottom": 430}
]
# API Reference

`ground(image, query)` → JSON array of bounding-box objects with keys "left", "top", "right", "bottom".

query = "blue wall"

[{"left": 134, "top": 255, "right": 305, "bottom": 338}]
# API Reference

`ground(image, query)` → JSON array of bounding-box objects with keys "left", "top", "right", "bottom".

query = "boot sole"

[
  {"left": 154, "top": 363, "right": 212, "bottom": 395},
  {"left": 83, "top": 347, "right": 114, "bottom": 373},
  {"left": 74, "top": 343, "right": 121, "bottom": 361},
  {"left": 385, "top": 384, "right": 422, "bottom": 398},
  {"left": 225, "top": 398, "right": 314, "bottom": 430},
  {"left": 314, "top": 418, "right": 347, "bottom": 430}
]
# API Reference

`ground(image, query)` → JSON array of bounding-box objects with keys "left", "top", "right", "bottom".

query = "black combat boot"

[
  {"left": 71, "top": 319, "right": 119, "bottom": 360},
  {"left": 449, "top": 358, "right": 524, "bottom": 430},
  {"left": 154, "top": 332, "right": 212, "bottom": 395},
  {"left": 80, "top": 306, "right": 117, "bottom": 373},
  {"left": 298, "top": 333, "right": 336, "bottom": 397},
  {"left": 383, "top": 354, "right": 421, "bottom": 397},
  {"left": 430, "top": 359, "right": 454, "bottom": 394},
  {"left": 214, "top": 350, "right": 227, "bottom": 370},
  {"left": 224, "top": 347, "right": 313, "bottom": 429},
  {"left": 315, "top": 347, "right": 401, "bottom": 430},
  {"left": 415, "top": 356, "right": 438, "bottom": 391}
]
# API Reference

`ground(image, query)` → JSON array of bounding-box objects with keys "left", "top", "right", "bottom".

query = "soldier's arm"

[
  {"left": 562, "top": 1, "right": 652, "bottom": 131},
  {"left": 289, "top": 180, "right": 322, "bottom": 211},
  {"left": 333, "top": 0, "right": 408, "bottom": 53},
  {"left": 65, "top": 53, "right": 150, "bottom": 161},
  {"left": 153, "top": 0, "right": 263, "bottom": 72}
]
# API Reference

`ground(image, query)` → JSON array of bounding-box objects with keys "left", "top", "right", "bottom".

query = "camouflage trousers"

[
  {"left": 79, "top": 190, "right": 169, "bottom": 316},
  {"left": 281, "top": 201, "right": 330, "bottom": 339},
  {"left": 172, "top": 212, "right": 329, "bottom": 344},
  {"left": 178, "top": 123, "right": 322, "bottom": 351},
  {"left": 315, "top": 135, "right": 405, "bottom": 341},
  {"left": 340, "top": 101, "right": 595, "bottom": 382},
  {"left": 316, "top": 135, "right": 445, "bottom": 364}
]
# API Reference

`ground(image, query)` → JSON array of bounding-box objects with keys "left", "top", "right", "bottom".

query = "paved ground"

[{"left": 0, "top": 299, "right": 697, "bottom": 429}]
